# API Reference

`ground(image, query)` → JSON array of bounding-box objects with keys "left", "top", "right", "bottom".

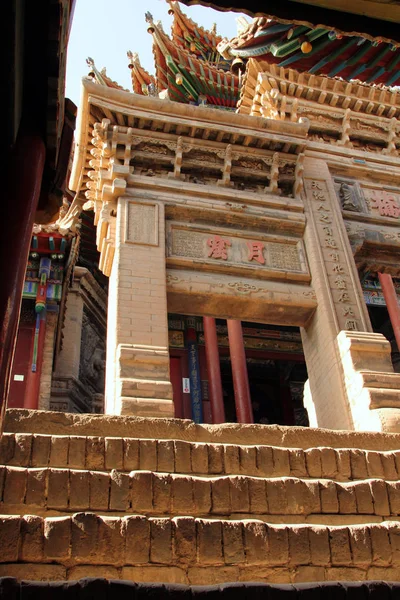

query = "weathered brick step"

[
  {"left": 2, "top": 432, "right": 400, "bottom": 482},
  {"left": 6, "top": 408, "right": 400, "bottom": 451},
  {"left": 2, "top": 467, "right": 400, "bottom": 522},
  {"left": 1, "top": 513, "right": 400, "bottom": 584}
]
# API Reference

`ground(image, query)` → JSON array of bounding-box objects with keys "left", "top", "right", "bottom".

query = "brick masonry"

[
  {"left": 1, "top": 514, "right": 400, "bottom": 584},
  {"left": 2, "top": 410, "right": 400, "bottom": 584}
]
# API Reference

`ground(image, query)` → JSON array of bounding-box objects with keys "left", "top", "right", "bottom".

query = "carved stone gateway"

[{"left": 69, "top": 79, "right": 400, "bottom": 432}]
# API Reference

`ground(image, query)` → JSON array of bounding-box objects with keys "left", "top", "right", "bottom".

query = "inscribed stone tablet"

[{"left": 126, "top": 202, "right": 158, "bottom": 246}]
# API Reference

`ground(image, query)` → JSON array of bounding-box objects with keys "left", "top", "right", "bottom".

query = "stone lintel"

[{"left": 166, "top": 270, "right": 316, "bottom": 327}]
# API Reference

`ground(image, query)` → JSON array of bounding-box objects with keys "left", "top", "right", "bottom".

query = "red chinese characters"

[
  {"left": 246, "top": 241, "right": 265, "bottom": 265},
  {"left": 207, "top": 235, "right": 231, "bottom": 260},
  {"left": 370, "top": 191, "right": 400, "bottom": 218}
]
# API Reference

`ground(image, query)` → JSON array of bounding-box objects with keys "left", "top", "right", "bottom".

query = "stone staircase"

[{"left": 1, "top": 408, "right": 400, "bottom": 584}]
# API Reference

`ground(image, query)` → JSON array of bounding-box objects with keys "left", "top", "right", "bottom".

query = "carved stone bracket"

[
  {"left": 217, "top": 144, "right": 232, "bottom": 187},
  {"left": 294, "top": 153, "right": 305, "bottom": 198}
]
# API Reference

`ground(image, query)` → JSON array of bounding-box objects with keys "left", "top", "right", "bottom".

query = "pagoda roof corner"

[
  {"left": 86, "top": 57, "right": 128, "bottom": 92},
  {"left": 127, "top": 51, "right": 156, "bottom": 95},
  {"left": 168, "top": 0, "right": 223, "bottom": 54}
]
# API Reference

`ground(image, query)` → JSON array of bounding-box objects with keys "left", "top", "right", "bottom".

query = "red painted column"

[
  {"left": 227, "top": 319, "right": 253, "bottom": 423},
  {"left": 378, "top": 273, "right": 400, "bottom": 352},
  {"left": 0, "top": 130, "right": 46, "bottom": 423},
  {"left": 24, "top": 312, "right": 47, "bottom": 410},
  {"left": 203, "top": 316, "right": 225, "bottom": 424}
]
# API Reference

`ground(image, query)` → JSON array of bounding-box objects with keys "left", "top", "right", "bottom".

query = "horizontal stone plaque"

[
  {"left": 167, "top": 222, "right": 309, "bottom": 282},
  {"left": 126, "top": 201, "right": 158, "bottom": 246}
]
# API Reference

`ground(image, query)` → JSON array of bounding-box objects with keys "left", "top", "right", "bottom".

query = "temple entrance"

[
  {"left": 168, "top": 315, "right": 308, "bottom": 425},
  {"left": 220, "top": 354, "right": 307, "bottom": 426}
]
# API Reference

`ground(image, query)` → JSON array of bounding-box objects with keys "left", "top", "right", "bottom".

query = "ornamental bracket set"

[{"left": 85, "top": 120, "right": 133, "bottom": 276}]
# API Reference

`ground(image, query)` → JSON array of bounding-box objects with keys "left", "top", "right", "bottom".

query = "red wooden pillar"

[
  {"left": 378, "top": 273, "right": 400, "bottom": 352},
  {"left": 203, "top": 316, "right": 225, "bottom": 424},
  {"left": 227, "top": 319, "right": 253, "bottom": 424},
  {"left": 24, "top": 312, "right": 47, "bottom": 410},
  {"left": 1, "top": 130, "right": 46, "bottom": 422}
]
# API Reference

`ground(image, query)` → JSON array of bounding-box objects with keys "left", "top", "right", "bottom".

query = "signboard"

[
  {"left": 187, "top": 340, "right": 203, "bottom": 424},
  {"left": 182, "top": 378, "right": 190, "bottom": 394}
]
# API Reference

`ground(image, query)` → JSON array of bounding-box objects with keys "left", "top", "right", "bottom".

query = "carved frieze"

[
  {"left": 79, "top": 310, "right": 106, "bottom": 397},
  {"left": 334, "top": 180, "right": 363, "bottom": 213}
]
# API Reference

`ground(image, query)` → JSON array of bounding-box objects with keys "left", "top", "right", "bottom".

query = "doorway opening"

[{"left": 168, "top": 314, "right": 308, "bottom": 426}]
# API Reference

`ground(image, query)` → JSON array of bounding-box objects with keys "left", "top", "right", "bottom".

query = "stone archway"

[{"left": 69, "top": 81, "right": 400, "bottom": 432}]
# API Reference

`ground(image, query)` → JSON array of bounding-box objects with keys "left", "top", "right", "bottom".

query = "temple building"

[
  {"left": 3, "top": 0, "right": 400, "bottom": 591},
  {"left": 13, "top": 1, "right": 400, "bottom": 432}
]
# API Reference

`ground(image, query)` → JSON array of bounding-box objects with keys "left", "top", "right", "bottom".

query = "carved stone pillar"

[
  {"left": 51, "top": 267, "right": 107, "bottom": 413},
  {"left": 105, "top": 195, "right": 174, "bottom": 417},
  {"left": 301, "top": 157, "right": 400, "bottom": 432}
]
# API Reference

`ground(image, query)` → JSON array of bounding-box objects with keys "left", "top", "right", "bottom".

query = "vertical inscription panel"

[
  {"left": 125, "top": 201, "right": 159, "bottom": 246},
  {"left": 304, "top": 177, "right": 364, "bottom": 332}
]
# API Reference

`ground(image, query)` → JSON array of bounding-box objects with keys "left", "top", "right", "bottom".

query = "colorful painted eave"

[
  {"left": 220, "top": 18, "right": 400, "bottom": 86},
  {"left": 179, "top": 0, "right": 400, "bottom": 46},
  {"left": 144, "top": 11, "right": 240, "bottom": 108}
]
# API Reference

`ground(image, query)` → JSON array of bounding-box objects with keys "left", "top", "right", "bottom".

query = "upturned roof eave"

[{"left": 178, "top": 0, "right": 400, "bottom": 46}]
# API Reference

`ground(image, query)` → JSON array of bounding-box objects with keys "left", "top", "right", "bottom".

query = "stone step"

[
  {"left": 2, "top": 466, "right": 400, "bottom": 524},
  {"left": 0, "top": 513, "right": 399, "bottom": 584},
  {"left": 2, "top": 432, "right": 400, "bottom": 482},
  {"left": 6, "top": 409, "right": 400, "bottom": 451}
]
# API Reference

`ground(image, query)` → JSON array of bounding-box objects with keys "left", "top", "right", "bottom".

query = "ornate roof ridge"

[{"left": 167, "top": 1, "right": 222, "bottom": 50}]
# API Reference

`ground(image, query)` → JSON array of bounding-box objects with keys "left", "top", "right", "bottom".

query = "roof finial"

[
  {"left": 86, "top": 57, "right": 97, "bottom": 79},
  {"left": 145, "top": 11, "right": 156, "bottom": 34},
  {"left": 211, "top": 22, "right": 217, "bottom": 34},
  {"left": 127, "top": 50, "right": 141, "bottom": 67}
]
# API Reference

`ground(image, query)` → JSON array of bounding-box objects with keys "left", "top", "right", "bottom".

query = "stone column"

[
  {"left": 38, "top": 310, "right": 58, "bottom": 410},
  {"left": 302, "top": 157, "right": 400, "bottom": 432},
  {"left": 105, "top": 195, "right": 174, "bottom": 417},
  {"left": 54, "top": 281, "right": 84, "bottom": 382},
  {"left": 51, "top": 272, "right": 85, "bottom": 411}
]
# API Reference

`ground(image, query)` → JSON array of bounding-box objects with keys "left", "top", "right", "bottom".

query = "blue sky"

[{"left": 66, "top": 0, "right": 245, "bottom": 107}]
